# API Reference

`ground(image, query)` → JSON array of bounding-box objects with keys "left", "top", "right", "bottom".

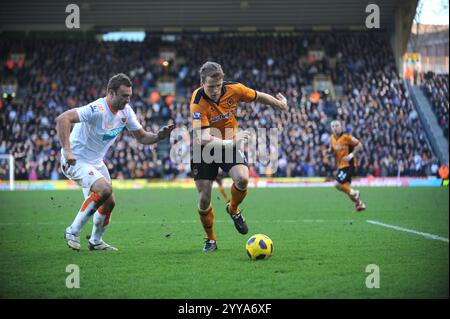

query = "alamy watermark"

[
  {"left": 66, "top": 264, "right": 80, "bottom": 288},
  {"left": 365, "top": 264, "right": 380, "bottom": 288},
  {"left": 65, "top": 4, "right": 80, "bottom": 29},
  {"left": 169, "top": 127, "right": 280, "bottom": 174},
  {"left": 365, "top": 4, "right": 380, "bottom": 29}
]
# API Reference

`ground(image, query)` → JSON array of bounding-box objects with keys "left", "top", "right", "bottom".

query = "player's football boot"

[
  {"left": 355, "top": 201, "right": 366, "bottom": 212},
  {"left": 88, "top": 240, "right": 118, "bottom": 251},
  {"left": 65, "top": 227, "right": 81, "bottom": 251},
  {"left": 203, "top": 239, "right": 218, "bottom": 252},
  {"left": 226, "top": 203, "right": 248, "bottom": 235}
]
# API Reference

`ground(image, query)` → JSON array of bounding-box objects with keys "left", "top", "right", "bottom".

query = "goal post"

[{"left": 0, "top": 154, "right": 15, "bottom": 191}]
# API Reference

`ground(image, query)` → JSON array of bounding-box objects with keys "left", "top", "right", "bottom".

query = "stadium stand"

[
  {"left": 0, "top": 32, "right": 442, "bottom": 180},
  {"left": 422, "top": 72, "right": 449, "bottom": 139}
]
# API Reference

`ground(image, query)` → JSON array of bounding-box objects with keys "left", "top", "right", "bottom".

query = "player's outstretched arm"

[
  {"left": 255, "top": 91, "right": 288, "bottom": 111},
  {"left": 56, "top": 109, "right": 80, "bottom": 165},
  {"left": 130, "top": 124, "right": 175, "bottom": 145},
  {"left": 194, "top": 128, "right": 251, "bottom": 149}
]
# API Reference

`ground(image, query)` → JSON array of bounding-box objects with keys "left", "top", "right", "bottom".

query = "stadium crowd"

[
  {"left": 422, "top": 72, "right": 449, "bottom": 139},
  {"left": 0, "top": 32, "right": 442, "bottom": 181}
]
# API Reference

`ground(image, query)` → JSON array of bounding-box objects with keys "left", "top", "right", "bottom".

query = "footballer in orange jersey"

[
  {"left": 190, "top": 61, "right": 288, "bottom": 252},
  {"left": 329, "top": 120, "right": 366, "bottom": 212}
]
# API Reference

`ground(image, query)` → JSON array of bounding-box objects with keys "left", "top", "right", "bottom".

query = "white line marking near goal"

[{"left": 366, "top": 220, "right": 449, "bottom": 243}]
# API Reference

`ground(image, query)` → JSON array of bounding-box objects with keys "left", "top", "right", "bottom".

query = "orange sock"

[
  {"left": 218, "top": 185, "right": 230, "bottom": 202},
  {"left": 229, "top": 183, "right": 247, "bottom": 214},
  {"left": 80, "top": 192, "right": 102, "bottom": 215},
  {"left": 98, "top": 206, "right": 113, "bottom": 227},
  {"left": 198, "top": 205, "right": 216, "bottom": 240}
]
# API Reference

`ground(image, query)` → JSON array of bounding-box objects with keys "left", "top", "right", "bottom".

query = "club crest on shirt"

[
  {"left": 227, "top": 98, "right": 233, "bottom": 107},
  {"left": 121, "top": 116, "right": 127, "bottom": 123}
]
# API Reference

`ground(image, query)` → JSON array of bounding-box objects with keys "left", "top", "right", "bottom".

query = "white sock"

[
  {"left": 90, "top": 211, "right": 106, "bottom": 244},
  {"left": 349, "top": 189, "right": 357, "bottom": 197},
  {"left": 69, "top": 195, "right": 100, "bottom": 235},
  {"left": 68, "top": 213, "right": 91, "bottom": 235}
]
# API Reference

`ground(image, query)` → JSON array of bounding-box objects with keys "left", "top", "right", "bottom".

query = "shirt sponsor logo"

[
  {"left": 102, "top": 127, "right": 124, "bottom": 141},
  {"left": 210, "top": 112, "right": 231, "bottom": 123},
  {"left": 333, "top": 145, "right": 346, "bottom": 150}
]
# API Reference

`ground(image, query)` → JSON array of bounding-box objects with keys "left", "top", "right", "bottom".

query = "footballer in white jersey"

[
  {"left": 56, "top": 73, "right": 174, "bottom": 251},
  {"left": 66, "top": 96, "right": 143, "bottom": 164}
]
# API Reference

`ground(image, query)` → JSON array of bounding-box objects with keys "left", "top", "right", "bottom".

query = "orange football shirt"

[
  {"left": 190, "top": 82, "right": 257, "bottom": 140},
  {"left": 330, "top": 133, "right": 360, "bottom": 169}
]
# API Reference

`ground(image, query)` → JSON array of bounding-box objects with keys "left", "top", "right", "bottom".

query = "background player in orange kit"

[
  {"left": 190, "top": 61, "right": 288, "bottom": 252},
  {"left": 329, "top": 120, "right": 366, "bottom": 212}
]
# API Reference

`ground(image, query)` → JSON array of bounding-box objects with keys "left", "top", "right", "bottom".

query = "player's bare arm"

[
  {"left": 56, "top": 109, "right": 80, "bottom": 166},
  {"left": 194, "top": 127, "right": 251, "bottom": 148},
  {"left": 129, "top": 124, "right": 176, "bottom": 145},
  {"left": 343, "top": 142, "right": 363, "bottom": 163},
  {"left": 255, "top": 91, "right": 288, "bottom": 111}
]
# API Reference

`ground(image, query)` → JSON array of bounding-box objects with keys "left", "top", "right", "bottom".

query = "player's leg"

[
  {"left": 195, "top": 179, "right": 217, "bottom": 252},
  {"left": 335, "top": 181, "right": 357, "bottom": 201},
  {"left": 88, "top": 162, "right": 118, "bottom": 250},
  {"left": 226, "top": 164, "right": 249, "bottom": 234},
  {"left": 65, "top": 176, "right": 112, "bottom": 250},
  {"left": 89, "top": 194, "right": 116, "bottom": 250},
  {"left": 192, "top": 149, "right": 220, "bottom": 251},
  {"left": 351, "top": 183, "right": 366, "bottom": 211},
  {"left": 228, "top": 164, "right": 249, "bottom": 212},
  {"left": 335, "top": 168, "right": 365, "bottom": 211}
]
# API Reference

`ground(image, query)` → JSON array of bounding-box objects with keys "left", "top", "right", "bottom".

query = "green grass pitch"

[{"left": 0, "top": 187, "right": 448, "bottom": 298}]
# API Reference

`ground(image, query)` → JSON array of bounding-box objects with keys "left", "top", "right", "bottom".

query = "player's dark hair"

[
  {"left": 199, "top": 61, "right": 224, "bottom": 83},
  {"left": 107, "top": 73, "right": 132, "bottom": 93}
]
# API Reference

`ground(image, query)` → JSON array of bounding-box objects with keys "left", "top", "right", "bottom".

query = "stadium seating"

[
  {"left": 0, "top": 32, "right": 442, "bottom": 180},
  {"left": 422, "top": 72, "right": 449, "bottom": 139}
]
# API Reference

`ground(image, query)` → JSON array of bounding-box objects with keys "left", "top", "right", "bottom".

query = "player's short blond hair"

[{"left": 199, "top": 61, "right": 224, "bottom": 83}]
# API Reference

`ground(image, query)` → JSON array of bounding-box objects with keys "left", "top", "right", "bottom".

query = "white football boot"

[
  {"left": 88, "top": 239, "right": 118, "bottom": 251},
  {"left": 65, "top": 227, "right": 81, "bottom": 251}
]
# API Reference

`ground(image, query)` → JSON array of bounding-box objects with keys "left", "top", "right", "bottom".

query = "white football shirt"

[{"left": 65, "top": 97, "right": 142, "bottom": 163}]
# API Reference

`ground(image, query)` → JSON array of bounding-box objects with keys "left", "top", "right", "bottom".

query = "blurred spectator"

[
  {"left": 422, "top": 72, "right": 449, "bottom": 139},
  {"left": 439, "top": 164, "right": 449, "bottom": 179}
]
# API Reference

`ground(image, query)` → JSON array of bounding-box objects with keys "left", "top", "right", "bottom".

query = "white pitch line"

[{"left": 366, "top": 220, "right": 449, "bottom": 243}]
